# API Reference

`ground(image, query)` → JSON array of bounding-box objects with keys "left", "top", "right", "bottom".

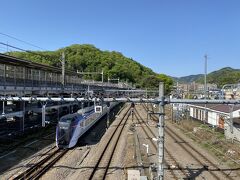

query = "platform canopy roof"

[{"left": 0, "top": 53, "right": 77, "bottom": 75}]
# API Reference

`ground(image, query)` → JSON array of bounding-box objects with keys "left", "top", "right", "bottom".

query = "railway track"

[
  {"left": 11, "top": 146, "right": 67, "bottom": 180},
  {"left": 142, "top": 103, "right": 236, "bottom": 180},
  {"left": 87, "top": 105, "right": 131, "bottom": 180},
  {"left": 0, "top": 126, "right": 55, "bottom": 156},
  {"left": 165, "top": 126, "right": 235, "bottom": 180},
  {"left": 5, "top": 104, "right": 124, "bottom": 179},
  {"left": 134, "top": 106, "right": 189, "bottom": 179}
]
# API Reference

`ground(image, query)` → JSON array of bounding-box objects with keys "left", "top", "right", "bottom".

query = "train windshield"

[
  {"left": 57, "top": 116, "right": 78, "bottom": 147},
  {"left": 58, "top": 118, "right": 72, "bottom": 129},
  {"left": 60, "top": 118, "right": 73, "bottom": 123}
]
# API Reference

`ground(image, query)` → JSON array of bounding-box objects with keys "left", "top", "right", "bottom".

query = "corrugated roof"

[
  {"left": 211, "top": 104, "right": 240, "bottom": 113},
  {"left": 190, "top": 104, "right": 240, "bottom": 113}
]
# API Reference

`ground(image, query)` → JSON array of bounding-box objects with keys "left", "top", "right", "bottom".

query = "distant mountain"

[
  {"left": 173, "top": 74, "right": 204, "bottom": 83},
  {"left": 197, "top": 67, "right": 240, "bottom": 87},
  {"left": 174, "top": 67, "right": 240, "bottom": 87}
]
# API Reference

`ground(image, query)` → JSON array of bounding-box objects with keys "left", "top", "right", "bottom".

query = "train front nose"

[
  {"left": 58, "top": 132, "right": 68, "bottom": 145},
  {"left": 57, "top": 123, "right": 71, "bottom": 147}
]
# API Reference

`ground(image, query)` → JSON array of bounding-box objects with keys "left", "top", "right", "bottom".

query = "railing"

[{"left": 0, "top": 62, "right": 132, "bottom": 91}]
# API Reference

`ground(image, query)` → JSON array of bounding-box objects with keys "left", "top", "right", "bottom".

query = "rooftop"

[{"left": 190, "top": 104, "right": 240, "bottom": 113}]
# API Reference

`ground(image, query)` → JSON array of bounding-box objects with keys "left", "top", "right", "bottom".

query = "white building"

[{"left": 189, "top": 104, "right": 240, "bottom": 141}]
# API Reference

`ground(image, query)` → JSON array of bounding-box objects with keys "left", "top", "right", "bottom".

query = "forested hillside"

[
  {"left": 173, "top": 74, "right": 204, "bottom": 83},
  {"left": 9, "top": 44, "right": 173, "bottom": 92},
  {"left": 173, "top": 67, "right": 240, "bottom": 88},
  {"left": 197, "top": 67, "right": 240, "bottom": 87}
]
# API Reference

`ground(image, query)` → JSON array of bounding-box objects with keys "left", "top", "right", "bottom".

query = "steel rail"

[
  {"left": 165, "top": 127, "right": 235, "bottom": 180},
  {"left": 12, "top": 148, "right": 67, "bottom": 180},
  {"left": 145, "top": 104, "right": 236, "bottom": 180},
  {"left": 88, "top": 105, "right": 131, "bottom": 180},
  {"left": 134, "top": 107, "right": 189, "bottom": 179}
]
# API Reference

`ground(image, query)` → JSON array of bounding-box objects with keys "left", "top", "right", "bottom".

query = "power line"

[
  {"left": 0, "top": 32, "right": 46, "bottom": 51},
  {"left": 0, "top": 42, "right": 30, "bottom": 52},
  {"left": 0, "top": 42, "right": 59, "bottom": 63}
]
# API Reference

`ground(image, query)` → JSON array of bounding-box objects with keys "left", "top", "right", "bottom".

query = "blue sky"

[{"left": 0, "top": 0, "right": 240, "bottom": 77}]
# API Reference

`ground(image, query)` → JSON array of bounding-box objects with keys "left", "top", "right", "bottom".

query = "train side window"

[
  {"left": 80, "top": 121, "right": 84, "bottom": 127},
  {"left": 85, "top": 119, "right": 89, "bottom": 126},
  {"left": 86, "top": 118, "right": 91, "bottom": 126}
]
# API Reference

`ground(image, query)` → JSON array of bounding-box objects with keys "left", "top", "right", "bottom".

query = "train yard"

[{"left": 1, "top": 102, "right": 240, "bottom": 179}]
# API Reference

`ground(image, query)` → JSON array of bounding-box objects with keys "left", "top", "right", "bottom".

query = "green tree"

[
  {"left": 9, "top": 44, "right": 172, "bottom": 92},
  {"left": 157, "top": 74, "right": 174, "bottom": 94}
]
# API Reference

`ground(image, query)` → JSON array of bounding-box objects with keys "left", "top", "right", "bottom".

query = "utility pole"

[
  {"left": 158, "top": 82, "right": 165, "bottom": 180},
  {"left": 204, "top": 54, "right": 208, "bottom": 124},
  {"left": 42, "top": 104, "right": 46, "bottom": 127},
  {"left": 204, "top": 54, "right": 207, "bottom": 99},
  {"left": 61, "top": 52, "right": 65, "bottom": 90},
  {"left": 229, "top": 105, "right": 234, "bottom": 134}
]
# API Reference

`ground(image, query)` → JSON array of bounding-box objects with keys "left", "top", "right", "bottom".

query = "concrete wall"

[
  {"left": 190, "top": 105, "right": 240, "bottom": 142},
  {"left": 189, "top": 106, "right": 229, "bottom": 127},
  {"left": 208, "top": 111, "right": 218, "bottom": 126},
  {"left": 190, "top": 107, "right": 193, "bottom": 117},
  {"left": 224, "top": 119, "right": 240, "bottom": 142},
  {"left": 189, "top": 107, "right": 206, "bottom": 122}
]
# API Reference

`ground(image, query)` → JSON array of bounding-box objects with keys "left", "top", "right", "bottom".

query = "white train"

[{"left": 56, "top": 102, "right": 117, "bottom": 148}]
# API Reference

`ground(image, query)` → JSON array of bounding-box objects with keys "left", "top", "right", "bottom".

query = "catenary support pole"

[
  {"left": 2, "top": 101, "right": 5, "bottom": 115},
  {"left": 158, "top": 82, "right": 165, "bottom": 180},
  {"left": 61, "top": 52, "right": 65, "bottom": 90},
  {"left": 107, "top": 106, "right": 110, "bottom": 128},
  {"left": 42, "top": 104, "right": 46, "bottom": 127},
  {"left": 230, "top": 105, "right": 234, "bottom": 134},
  {"left": 22, "top": 101, "right": 25, "bottom": 132}
]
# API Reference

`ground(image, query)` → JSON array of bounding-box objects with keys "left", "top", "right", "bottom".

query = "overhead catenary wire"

[
  {"left": 0, "top": 32, "right": 46, "bottom": 51},
  {"left": 0, "top": 42, "right": 33, "bottom": 53},
  {"left": 0, "top": 42, "right": 60, "bottom": 63}
]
